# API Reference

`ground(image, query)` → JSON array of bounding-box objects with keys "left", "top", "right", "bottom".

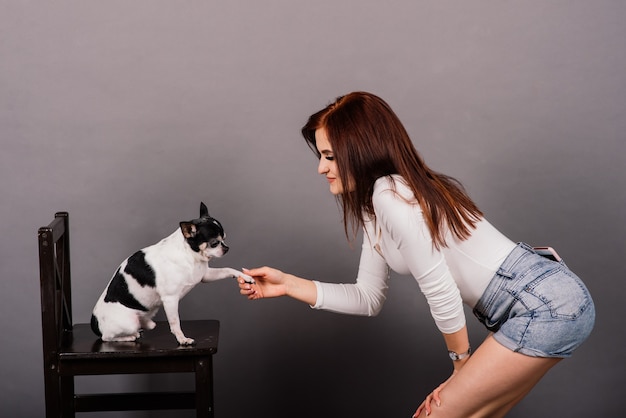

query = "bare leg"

[{"left": 415, "top": 335, "right": 561, "bottom": 418}]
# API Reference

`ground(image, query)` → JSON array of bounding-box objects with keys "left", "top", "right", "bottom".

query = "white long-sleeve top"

[{"left": 312, "top": 175, "right": 516, "bottom": 334}]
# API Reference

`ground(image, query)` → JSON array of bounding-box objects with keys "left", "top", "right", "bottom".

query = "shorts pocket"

[{"left": 522, "top": 269, "right": 592, "bottom": 320}]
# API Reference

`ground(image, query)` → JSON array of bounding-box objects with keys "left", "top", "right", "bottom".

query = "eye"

[
  {"left": 324, "top": 155, "right": 335, "bottom": 161},
  {"left": 209, "top": 240, "right": 220, "bottom": 248}
]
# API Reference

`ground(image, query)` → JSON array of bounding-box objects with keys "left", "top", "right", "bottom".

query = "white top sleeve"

[{"left": 312, "top": 233, "right": 390, "bottom": 316}]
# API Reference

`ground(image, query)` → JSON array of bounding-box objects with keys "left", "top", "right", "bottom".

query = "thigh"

[{"left": 417, "top": 335, "right": 561, "bottom": 418}]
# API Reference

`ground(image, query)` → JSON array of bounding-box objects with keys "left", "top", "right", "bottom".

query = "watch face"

[{"left": 448, "top": 348, "right": 471, "bottom": 361}]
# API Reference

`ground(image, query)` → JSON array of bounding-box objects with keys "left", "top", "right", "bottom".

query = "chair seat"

[
  {"left": 56, "top": 319, "right": 219, "bottom": 378},
  {"left": 60, "top": 319, "right": 219, "bottom": 361}
]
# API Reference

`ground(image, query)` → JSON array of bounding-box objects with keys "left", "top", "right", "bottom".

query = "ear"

[
  {"left": 199, "top": 202, "right": 209, "bottom": 218},
  {"left": 180, "top": 222, "right": 197, "bottom": 239}
]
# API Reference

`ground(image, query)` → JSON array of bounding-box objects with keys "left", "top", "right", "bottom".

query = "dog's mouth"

[{"left": 199, "top": 244, "right": 228, "bottom": 260}]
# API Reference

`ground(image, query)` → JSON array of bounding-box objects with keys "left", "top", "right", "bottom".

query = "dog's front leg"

[
  {"left": 202, "top": 267, "right": 254, "bottom": 284},
  {"left": 161, "top": 296, "right": 194, "bottom": 345}
]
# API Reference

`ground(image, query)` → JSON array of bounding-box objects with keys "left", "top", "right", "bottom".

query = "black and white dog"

[{"left": 91, "top": 202, "right": 252, "bottom": 345}]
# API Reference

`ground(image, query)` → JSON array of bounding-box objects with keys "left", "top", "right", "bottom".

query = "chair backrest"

[{"left": 38, "top": 212, "right": 73, "bottom": 360}]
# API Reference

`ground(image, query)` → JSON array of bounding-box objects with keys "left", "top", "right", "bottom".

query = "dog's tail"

[{"left": 90, "top": 314, "right": 102, "bottom": 337}]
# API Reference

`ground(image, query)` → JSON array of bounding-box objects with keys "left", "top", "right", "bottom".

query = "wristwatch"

[{"left": 448, "top": 346, "right": 472, "bottom": 361}]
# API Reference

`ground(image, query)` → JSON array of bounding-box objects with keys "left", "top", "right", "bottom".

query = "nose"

[
  {"left": 221, "top": 242, "right": 229, "bottom": 254},
  {"left": 318, "top": 157, "right": 329, "bottom": 175}
]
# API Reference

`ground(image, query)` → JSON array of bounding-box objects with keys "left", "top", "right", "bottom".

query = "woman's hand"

[
  {"left": 238, "top": 266, "right": 289, "bottom": 300},
  {"left": 413, "top": 370, "right": 458, "bottom": 417},
  {"left": 238, "top": 266, "right": 318, "bottom": 305}
]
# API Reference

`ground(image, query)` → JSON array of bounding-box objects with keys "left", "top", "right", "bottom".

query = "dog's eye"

[{"left": 209, "top": 241, "right": 220, "bottom": 248}]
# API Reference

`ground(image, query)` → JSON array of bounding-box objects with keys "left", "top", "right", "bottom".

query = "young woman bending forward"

[{"left": 239, "top": 91, "right": 595, "bottom": 418}]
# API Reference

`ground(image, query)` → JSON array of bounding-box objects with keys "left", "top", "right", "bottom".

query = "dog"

[{"left": 91, "top": 202, "right": 253, "bottom": 345}]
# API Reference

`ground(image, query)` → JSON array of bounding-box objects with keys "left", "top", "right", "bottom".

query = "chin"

[{"left": 330, "top": 186, "right": 343, "bottom": 195}]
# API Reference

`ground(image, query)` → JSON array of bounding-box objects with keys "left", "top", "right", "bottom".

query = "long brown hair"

[{"left": 301, "top": 91, "right": 483, "bottom": 249}]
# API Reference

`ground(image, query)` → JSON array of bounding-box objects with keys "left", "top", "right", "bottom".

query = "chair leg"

[
  {"left": 195, "top": 357, "right": 214, "bottom": 418},
  {"left": 60, "top": 375, "right": 76, "bottom": 418},
  {"left": 43, "top": 367, "right": 61, "bottom": 418}
]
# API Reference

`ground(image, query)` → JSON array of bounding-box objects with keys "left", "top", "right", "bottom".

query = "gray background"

[{"left": 1, "top": 1, "right": 624, "bottom": 417}]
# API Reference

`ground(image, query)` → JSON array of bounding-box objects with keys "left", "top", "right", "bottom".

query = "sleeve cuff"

[{"left": 310, "top": 280, "right": 323, "bottom": 309}]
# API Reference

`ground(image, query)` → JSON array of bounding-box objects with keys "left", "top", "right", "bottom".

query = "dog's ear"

[
  {"left": 180, "top": 222, "right": 197, "bottom": 239},
  {"left": 199, "top": 202, "right": 209, "bottom": 218}
]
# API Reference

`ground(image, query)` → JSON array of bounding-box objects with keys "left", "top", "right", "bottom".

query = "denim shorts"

[{"left": 473, "top": 242, "right": 595, "bottom": 358}]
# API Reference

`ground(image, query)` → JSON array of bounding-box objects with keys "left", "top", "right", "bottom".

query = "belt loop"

[
  {"left": 517, "top": 242, "right": 534, "bottom": 252},
  {"left": 497, "top": 242, "right": 531, "bottom": 279},
  {"left": 496, "top": 267, "right": 514, "bottom": 278}
]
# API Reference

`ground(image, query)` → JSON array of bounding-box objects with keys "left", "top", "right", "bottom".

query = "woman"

[{"left": 238, "top": 91, "right": 595, "bottom": 417}]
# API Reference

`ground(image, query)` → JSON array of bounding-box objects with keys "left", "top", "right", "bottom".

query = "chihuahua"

[{"left": 91, "top": 202, "right": 252, "bottom": 345}]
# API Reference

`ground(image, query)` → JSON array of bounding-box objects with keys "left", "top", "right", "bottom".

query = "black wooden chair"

[{"left": 38, "top": 211, "right": 220, "bottom": 417}]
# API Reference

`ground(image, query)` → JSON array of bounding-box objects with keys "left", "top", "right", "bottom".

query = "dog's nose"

[{"left": 221, "top": 242, "right": 229, "bottom": 253}]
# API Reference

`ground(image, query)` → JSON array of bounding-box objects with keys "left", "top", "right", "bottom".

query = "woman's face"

[{"left": 315, "top": 128, "right": 345, "bottom": 195}]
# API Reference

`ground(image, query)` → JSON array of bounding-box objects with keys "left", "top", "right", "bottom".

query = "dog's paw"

[
  {"left": 241, "top": 273, "right": 255, "bottom": 284},
  {"left": 178, "top": 337, "right": 196, "bottom": 346}
]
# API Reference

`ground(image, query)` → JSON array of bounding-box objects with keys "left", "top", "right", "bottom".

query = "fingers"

[
  {"left": 424, "top": 394, "right": 433, "bottom": 416},
  {"left": 413, "top": 392, "right": 437, "bottom": 417},
  {"left": 237, "top": 267, "right": 268, "bottom": 299},
  {"left": 414, "top": 372, "right": 454, "bottom": 417},
  {"left": 237, "top": 267, "right": 262, "bottom": 298},
  {"left": 236, "top": 266, "right": 284, "bottom": 300},
  {"left": 432, "top": 387, "right": 442, "bottom": 407},
  {"left": 238, "top": 277, "right": 258, "bottom": 299},
  {"left": 413, "top": 399, "right": 430, "bottom": 418},
  {"left": 238, "top": 274, "right": 255, "bottom": 284}
]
